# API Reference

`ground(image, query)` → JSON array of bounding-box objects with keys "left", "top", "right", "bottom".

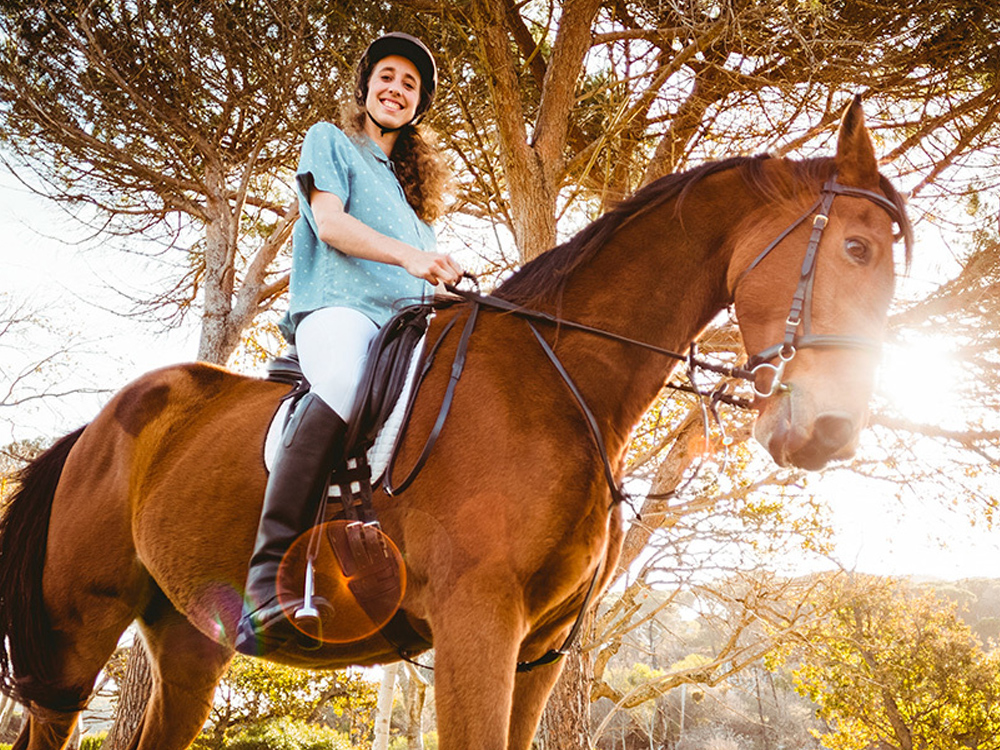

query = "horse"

[{"left": 0, "top": 98, "right": 911, "bottom": 750}]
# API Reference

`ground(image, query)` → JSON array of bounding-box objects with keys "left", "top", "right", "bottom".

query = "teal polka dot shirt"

[{"left": 280, "top": 122, "right": 435, "bottom": 342}]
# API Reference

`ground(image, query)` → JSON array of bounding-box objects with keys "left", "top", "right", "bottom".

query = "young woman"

[{"left": 236, "top": 32, "right": 462, "bottom": 655}]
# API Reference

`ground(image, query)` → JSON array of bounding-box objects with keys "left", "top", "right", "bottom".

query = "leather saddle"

[
  {"left": 265, "top": 304, "right": 434, "bottom": 647},
  {"left": 267, "top": 303, "right": 433, "bottom": 455}
]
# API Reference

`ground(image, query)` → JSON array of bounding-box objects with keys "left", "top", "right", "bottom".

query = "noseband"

[{"left": 735, "top": 177, "right": 905, "bottom": 397}]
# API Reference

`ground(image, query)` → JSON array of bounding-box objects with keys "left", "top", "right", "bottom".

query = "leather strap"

[
  {"left": 528, "top": 323, "right": 626, "bottom": 507},
  {"left": 383, "top": 304, "right": 479, "bottom": 496}
]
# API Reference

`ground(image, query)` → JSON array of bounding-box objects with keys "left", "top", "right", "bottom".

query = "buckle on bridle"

[{"left": 750, "top": 346, "right": 795, "bottom": 398}]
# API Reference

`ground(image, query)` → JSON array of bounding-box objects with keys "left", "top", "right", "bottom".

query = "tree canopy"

[
  {"left": 4, "top": 1, "right": 1000, "bottom": 356},
  {"left": 2, "top": 0, "right": 395, "bottom": 361},
  {"left": 787, "top": 576, "right": 1000, "bottom": 750}
]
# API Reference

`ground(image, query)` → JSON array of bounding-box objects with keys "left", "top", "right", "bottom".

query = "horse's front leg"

[
  {"left": 431, "top": 573, "right": 528, "bottom": 750},
  {"left": 507, "top": 658, "right": 565, "bottom": 750}
]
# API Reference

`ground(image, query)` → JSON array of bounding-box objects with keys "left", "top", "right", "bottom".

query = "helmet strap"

[{"left": 366, "top": 108, "right": 414, "bottom": 137}]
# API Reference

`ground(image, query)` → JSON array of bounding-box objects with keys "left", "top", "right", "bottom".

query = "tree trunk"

[
  {"left": 403, "top": 664, "right": 427, "bottom": 750},
  {"left": 469, "top": 0, "right": 602, "bottom": 262},
  {"left": 372, "top": 663, "right": 399, "bottom": 750},
  {"left": 538, "top": 642, "right": 593, "bottom": 750},
  {"left": 101, "top": 642, "right": 152, "bottom": 750},
  {"left": 197, "top": 161, "right": 238, "bottom": 365},
  {"left": 0, "top": 693, "right": 14, "bottom": 737}
]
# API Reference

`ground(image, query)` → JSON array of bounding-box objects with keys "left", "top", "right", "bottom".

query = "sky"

[{"left": 2, "top": 169, "right": 999, "bottom": 583}]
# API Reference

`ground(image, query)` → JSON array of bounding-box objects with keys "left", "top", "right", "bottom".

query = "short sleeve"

[{"left": 295, "top": 123, "right": 354, "bottom": 237}]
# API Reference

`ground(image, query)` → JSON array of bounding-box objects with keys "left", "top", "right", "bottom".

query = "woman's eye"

[{"left": 845, "top": 237, "right": 871, "bottom": 264}]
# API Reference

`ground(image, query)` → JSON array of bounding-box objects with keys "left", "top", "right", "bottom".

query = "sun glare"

[{"left": 877, "top": 336, "right": 964, "bottom": 426}]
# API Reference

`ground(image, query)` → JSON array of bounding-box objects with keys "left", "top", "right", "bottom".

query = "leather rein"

[{"left": 379, "top": 174, "right": 905, "bottom": 672}]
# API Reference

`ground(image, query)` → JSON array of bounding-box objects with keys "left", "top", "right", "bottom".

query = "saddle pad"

[{"left": 264, "top": 333, "right": 426, "bottom": 484}]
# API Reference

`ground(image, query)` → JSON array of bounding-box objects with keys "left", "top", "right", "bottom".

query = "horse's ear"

[{"left": 835, "top": 95, "right": 880, "bottom": 187}]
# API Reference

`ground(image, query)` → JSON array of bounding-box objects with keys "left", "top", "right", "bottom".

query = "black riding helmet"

[{"left": 355, "top": 32, "right": 438, "bottom": 126}]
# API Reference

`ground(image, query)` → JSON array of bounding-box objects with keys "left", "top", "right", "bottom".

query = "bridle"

[
  {"left": 380, "top": 173, "right": 907, "bottom": 672},
  {"left": 736, "top": 176, "right": 905, "bottom": 397}
]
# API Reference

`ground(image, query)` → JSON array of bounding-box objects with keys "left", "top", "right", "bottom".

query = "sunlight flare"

[{"left": 878, "top": 336, "right": 964, "bottom": 425}]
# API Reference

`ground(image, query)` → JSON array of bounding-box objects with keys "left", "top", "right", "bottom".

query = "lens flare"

[
  {"left": 277, "top": 520, "right": 406, "bottom": 644},
  {"left": 878, "top": 336, "right": 963, "bottom": 426}
]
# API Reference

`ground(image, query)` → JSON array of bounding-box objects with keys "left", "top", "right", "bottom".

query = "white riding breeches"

[{"left": 294, "top": 306, "right": 379, "bottom": 421}]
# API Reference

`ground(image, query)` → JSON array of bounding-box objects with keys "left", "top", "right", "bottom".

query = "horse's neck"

[{"left": 554, "top": 190, "right": 743, "bottom": 447}]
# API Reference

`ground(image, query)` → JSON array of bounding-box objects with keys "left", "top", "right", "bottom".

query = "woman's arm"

[{"left": 311, "top": 188, "right": 462, "bottom": 286}]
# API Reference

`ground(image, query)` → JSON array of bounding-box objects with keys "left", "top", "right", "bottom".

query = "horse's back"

[{"left": 46, "top": 363, "right": 287, "bottom": 642}]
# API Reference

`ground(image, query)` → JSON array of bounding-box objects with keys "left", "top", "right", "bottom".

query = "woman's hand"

[{"left": 401, "top": 249, "right": 464, "bottom": 286}]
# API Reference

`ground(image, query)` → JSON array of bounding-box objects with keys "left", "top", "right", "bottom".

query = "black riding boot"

[{"left": 234, "top": 392, "right": 346, "bottom": 656}]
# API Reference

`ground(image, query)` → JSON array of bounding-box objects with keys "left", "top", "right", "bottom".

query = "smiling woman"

[{"left": 234, "top": 31, "right": 463, "bottom": 656}]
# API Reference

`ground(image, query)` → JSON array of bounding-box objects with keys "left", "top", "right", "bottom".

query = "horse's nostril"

[{"left": 813, "top": 413, "right": 856, "bottom": 452}]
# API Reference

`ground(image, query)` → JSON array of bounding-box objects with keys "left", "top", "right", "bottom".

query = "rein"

[
  {"left": 446, "top": 285, "right": 759, "bottom": 401},
  {"left": 382, "top": 285, "right": 754, "bottom": 502},
  {"left": 379, "top": 174, "right": 906, "bottom": 673}
]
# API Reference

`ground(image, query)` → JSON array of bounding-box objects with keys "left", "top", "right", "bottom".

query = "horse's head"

[{"left": 728, "top": 98, "right": 910, "bottom": 470}]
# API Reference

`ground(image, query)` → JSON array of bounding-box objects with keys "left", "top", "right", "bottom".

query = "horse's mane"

[{"left": 494, "top": 154, "right": 913, "bottom": 307}]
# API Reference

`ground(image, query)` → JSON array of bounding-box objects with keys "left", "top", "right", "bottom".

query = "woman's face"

[{"left": 366, "top": 55, "right": 422, "bottom": 130}]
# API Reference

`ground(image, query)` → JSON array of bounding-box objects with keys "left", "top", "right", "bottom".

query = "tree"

[
  {"left": 0, "top": 0, "right": 402, "bottom": 364},
  {"left": 0, "top": 292, "right": 107, "bottom": 419},
  {"left": 371, "top": 663, "right": 398, "bottom": 750},
  {"left": 100, "top": 640, "right": 151, "bottom": 750},
  {"left": 786, "top": 576, "right": 1000, "bottom": 750},
  {"left": 401, "top": 664, "right": 430, "bottom": 750},
  {"left": 0, "top": 437, "right": 46, "bottom": 503},
  {"left": 201, "top": 655, "right": 379, "bottom": 748}
]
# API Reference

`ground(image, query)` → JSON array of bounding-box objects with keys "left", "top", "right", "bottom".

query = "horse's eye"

[{"left": 845, "top": 237, "right": 871, "bottom": 264}]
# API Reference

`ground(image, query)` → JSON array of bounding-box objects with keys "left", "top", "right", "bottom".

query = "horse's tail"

[{"left": 0, "top": 426, "right": 86, "bottom": 707}]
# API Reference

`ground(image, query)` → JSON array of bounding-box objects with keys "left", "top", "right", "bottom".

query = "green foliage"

[
  {"left": 788, "top": 576, "right": 1000, "bottom": 750},
  {"left": 216, "top": 717, "right": 350, "bottom": 750},
  {"left": 202, "top": 657, "right": 379, "bottom": 749},
  {"left": 389, "top": 733, "right": 438, "bottom": 750},
  {"left": 79, "top": 733, "right": 107, "bottom": 750},
  {"left": 389, "top": 732, "right": 437, "bottom": 750}
]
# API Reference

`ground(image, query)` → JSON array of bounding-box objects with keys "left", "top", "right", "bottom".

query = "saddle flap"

[
  {"left": 277, "top": 519, "right": 406, "bottom": 644},
  {"left": 345, "top": 304, "right": 433, "bottom": 453}
]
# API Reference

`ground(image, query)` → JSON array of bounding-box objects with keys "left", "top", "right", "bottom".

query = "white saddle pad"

[{"left": 264, "top": 334, "right": 426, "bottom": 484}]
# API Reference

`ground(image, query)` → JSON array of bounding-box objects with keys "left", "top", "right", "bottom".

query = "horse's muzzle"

[{"left": 755, "top": 393, "right": 860, "bottom": 470}]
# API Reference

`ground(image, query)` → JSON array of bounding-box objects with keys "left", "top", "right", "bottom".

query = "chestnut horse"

[{"left": 0, "top": 99, "right": 910, "bottom": 750}]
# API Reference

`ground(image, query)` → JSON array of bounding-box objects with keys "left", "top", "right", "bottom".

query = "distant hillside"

[{"left": 918, "top": 577, "right": 1000, "bottom": 644}]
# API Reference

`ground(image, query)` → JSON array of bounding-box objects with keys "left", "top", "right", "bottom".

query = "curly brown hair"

[{"left": 343, "top": 107, "right": 451, "bottom": 224}]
